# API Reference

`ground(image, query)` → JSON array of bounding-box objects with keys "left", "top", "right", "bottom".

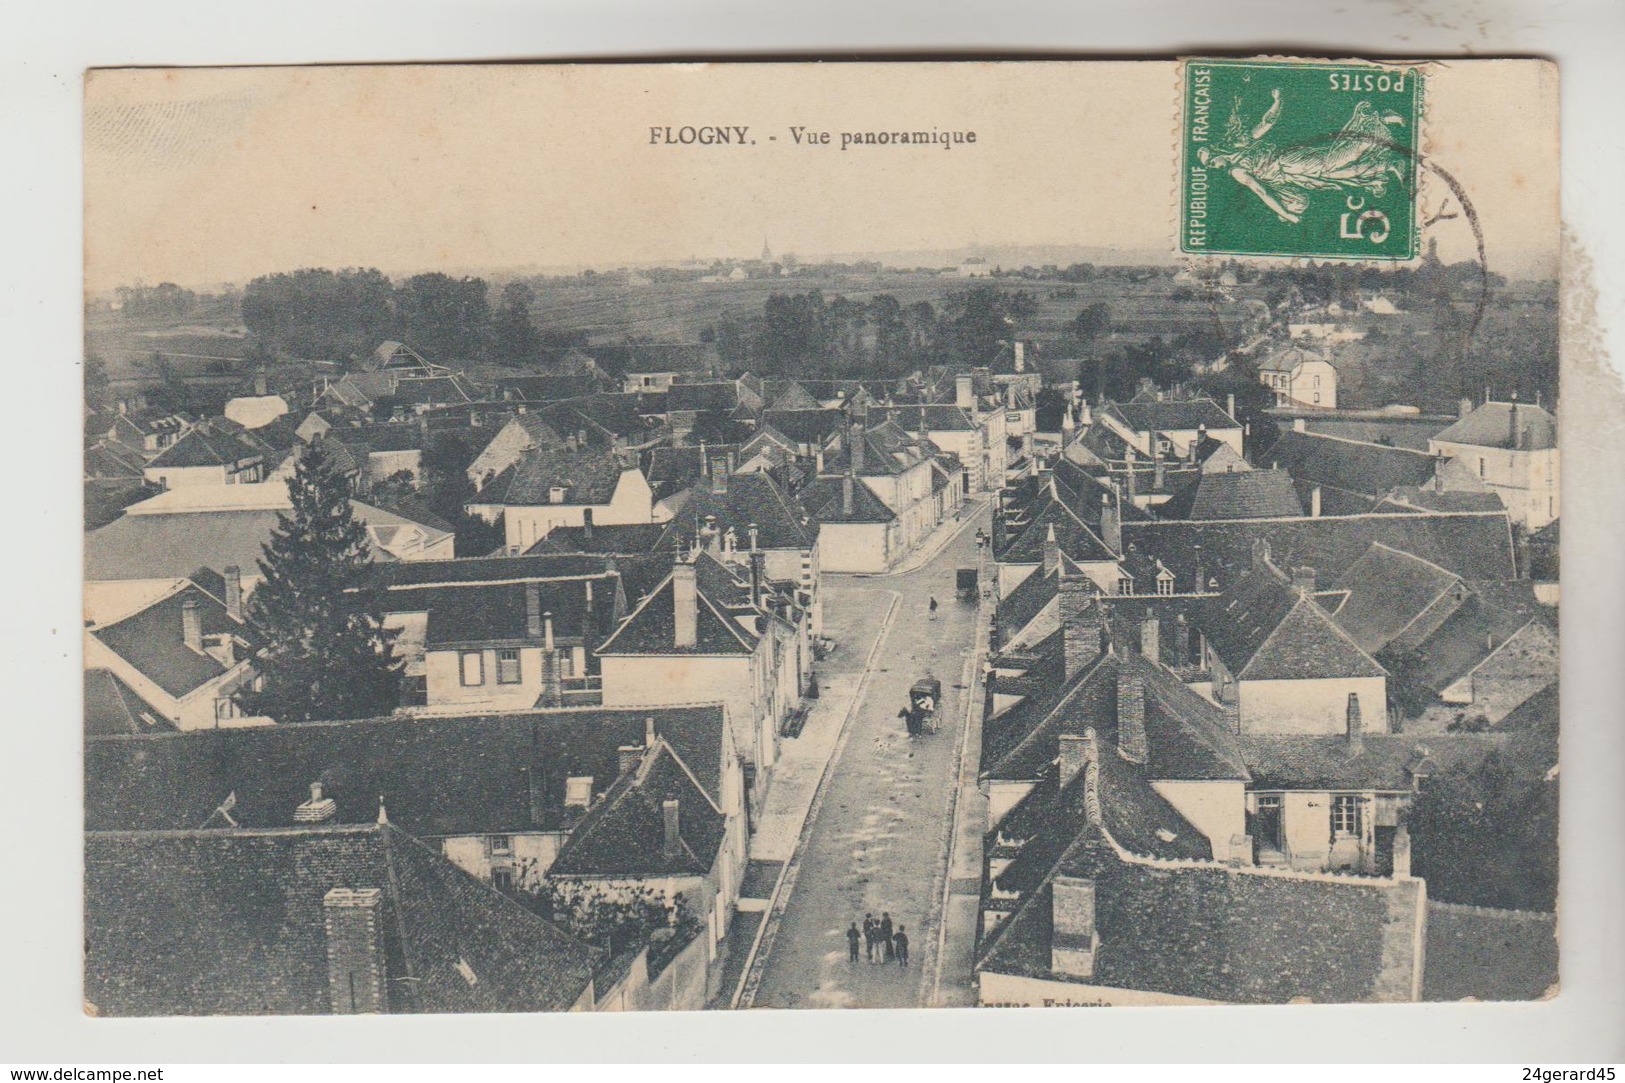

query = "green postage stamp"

[{"left": 1181, "top": 58, "right": 1423, "bottom": 260}]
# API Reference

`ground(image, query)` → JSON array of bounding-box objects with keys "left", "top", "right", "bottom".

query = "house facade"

[{"left": 1427, "top": 399, "right": 1560, "bottom": 530}]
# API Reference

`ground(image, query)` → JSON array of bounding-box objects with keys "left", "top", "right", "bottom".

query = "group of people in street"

[{"left": 846, "top": 912, "right": 910, "bottom": 967}]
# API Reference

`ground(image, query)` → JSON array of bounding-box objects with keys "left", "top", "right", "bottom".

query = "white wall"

[
  {"left": 424, "top": 644, "right": 575, "bottom": 711},
  {"left": 1150, "top": 780, "right": 1246, "bottom": 860},
  {"left": 497, "top": 469, "right": 660, "bottom": 551},
  {"left": 819, "top": 521, "right": 892, "bottom": 573},
  {"left": 601, "top": 655, "right": 759, "bottom": 772}
]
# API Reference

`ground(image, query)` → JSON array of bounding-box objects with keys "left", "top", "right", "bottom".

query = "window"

[
  {"left": 491, "top": 868, "right": 515, "bottom": 893},
  {"left": 1118, "top": 578, "right": 1134, "bottom": 596},
  {"left": 488, "top": 834, "right": 513, "bottom": 857},
  {"left": 549, "top": 486, "right": 567, "bottom": 504},
  {"left": 1331, "top": 795, "right": 1363, "bottom": 837},
  {"left": 1313, "top": 375, "right": 1321, "bottom": 388},
  {"left": 1478, "top": 457, "right": 1486, "bottom": 478},
  {"left": 565, "top": 776, "right": 594, "bottom": 808},
  {"left": 496, "top": 649, "right": 522, "bottom": 684},
  {"left": 214, "top": 697, "right": 237, "bottom": 722},
  {"left": 460, "top": 651, "right": 484, "bottom": 686},
  {"left": 1157, "top": 577, "right": 1174, "bottom": 597},
  {"left": 1313, "top": 393, "right": 1321, "bottom": 404}
]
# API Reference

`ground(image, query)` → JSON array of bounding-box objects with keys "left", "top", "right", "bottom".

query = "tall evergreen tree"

[{"left": 240, "top": 439, "right": 401, "bottom": 722}]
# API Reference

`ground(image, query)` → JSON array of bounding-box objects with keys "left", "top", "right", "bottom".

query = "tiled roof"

[
  {"left": 761, "top": 409, "right": 846, "bottom": 445},
  {"left": 531, "top": 523, "right": 668, "bottom": 556},
  {"left": 869, "top": 404, "right": 978, "bottom": 432},
  {"left": 84, "top": 824, "right": 598, "bottom": 1016},
  {"left": 646, "top": 444, "right": 740, "bottom": 487},
  {"left": 1329, "top": 543, "right": 1464, "bottom": 654},
  {"left": 369, "top": 554, "right": 614, "bottom": 589},
  {"left": 1197, "top": 562, "right": 1385, "bottom": 681},
  {"left": 85, "top": 441, "right": 149, "bottom": 481},
  {"left": 1394, "top": 587, "right": 1551, "bottom": 694},
  {"left": 146, "top": 425, "right": 266, "bottom": 469},
  {"left": 595, "top": 562, "right": 759, "bottom": 657},
  {"left": 666, "top": 381, "right": 740, "bottom": 414},
  {"left": 480, "top": 445, "right": 629, "bottom": 506},
  {"left": 1373, "top": 487, "right": 1507, "bottom": 515},
  {"left": 1236, "top": 733, "right": 1504, "bottom": 791},
  {"left": 656, "top": 472, "right": 817, "bottom": 552},
  {"left": 547, "top": 739, "right": 726, "bottom": 878},
  {"left": 1431, "top": 401, "right": 1557, "bottom": 451},
  {"left": 1118, "top": 510, "right": 1516, "bottom": 593},
  {"left": 84, "top": 668, "right": 173, "bottom": 736},
  {"left": 496, "top": 375, "right": 598, "bottom": 402},
  {"left": 86, "top": 705, "right": 729, "bottom": 837},
  {"left": 798, "top": 475, "right": 896, "bottom": 524},
  {"left": 89, "top": 581, "right": 254, "bottom": 698},
  {"left": 1157, "top": 469, "right": 1304, "bottom": 521},
  {"left": 997, "top": 501, "right": 1117, "bottom": 563},
  {"left": 411, "top": 580, "right": 619, "bottom": 648},
  {"left": 996, "top": 563, "right": 1059, "bottom": 644},
  {"left": 391, "top": 376, "right": 476, "bottom": 406},
  {"left": 1261, "top": 430, "right": 1440, "bottom": 499},
  {"left": 1106, "top": 398, "right": 1238, "bottom": 434},
  {"left": 591, "top": 343, "right": 717, "bottom": 377}
]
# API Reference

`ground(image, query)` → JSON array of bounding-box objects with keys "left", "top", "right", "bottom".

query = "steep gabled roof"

[
  {"left": 656, "top": 472, "right": 818, "bottom": 552},
  {"left": 84, "top": 668, "right": 174, "bottom": 736},
  {"left": 85, "top": 824, "right": 598, "bottom": 1016},
  {"left": 1198, "top": 561, "right": 1385, "bottom": 681},
  {"left": 1158, "top": 469, "right": 1304, "bottom": 521},
  {"left": 1106, "top": 397, "right": 1238, "bottom": 434},
  {"left": 479, "top": 445, "right": 630, "bottom": 507},
  {"left": 665, "top": 381, "right": 740, "bottom": 414},
  {"left": 146, "top": 425, "right": 266, "bottom": 470},
  {"left": 547, "top": 739, "right": 726, "bottom": 878},
  {"left": 761, "top": 408, "right": 846, "bottom": 446},
  {"left": 1330, "top": 542, "right": 1465, "bottom": 654},
  {"left": 797, "top": 475, "right": 896, "bottom": 524},
  {"left": 88, "top": 580, "right": 255, "bottom": 698},
  {"left": 1431, "top": 400, "right": 1557, "bottom": 451},
  {"left": 869, "top": 404, "right": 978, "bottom": 432},
  {"left": 1236, "top": 733, "right": 1504, "bottom": 791},
  {"left": 595, "top": 563, "right": 759, "bottom": 657},
  {"left": 1261, "top": 430, "right": 1440, "bottom": 498}
]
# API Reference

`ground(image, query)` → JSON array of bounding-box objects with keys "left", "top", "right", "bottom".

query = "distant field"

[{"left": 86, "top": 314, "right": 249, "bottom": 381}]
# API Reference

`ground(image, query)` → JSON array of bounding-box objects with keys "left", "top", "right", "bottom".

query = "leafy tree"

[
  {"left": 419, "top": 431, "right": 506, "bottom": 557},
  {"left": 241, "top": 267, "right": 398, "bottom": 361},
  {"left": 239, "top": 439, "right": 401, "bottom": 722},
  {"left": 492, "top": 282, "right": 542, "bottom": 366},
  {"left": 395, "top": 272, "right": 492, "bottom": 363},
  {"left": 1407, "top": 747, "right": 1558, "bottom": 911},
  {"left": 945, "top": 284, "right": 1017, "bottom": 370},
  {"left": 84, "top": 355, "right": 110, "bottom": 410},
  {"left": 514, "top": 876, "right": 701, "bottom": 958}
]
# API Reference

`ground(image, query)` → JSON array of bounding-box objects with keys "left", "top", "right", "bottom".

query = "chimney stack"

[
  {"left": 1140, "top": 609, "right": 1159, "bottom": 661},
  {"left": 181, "top": 597, "right": 203, "bottom": 653},
  {"left": 748, "top": 522, "right": 760, "bottom": 552},
  {"left": 1227, "top": 392, "right": 1236, "bottom": 420},
  {"left": 1050, "top": 875, "right": 1098, "bottom": 979},
  {"left": 323, "top": 887, "right": 386, "bottom": 1014},
  {"left": 581, "top": 507, "right": 594, "bottom": 540},
  {"left": 295, "top": 782, "right": 338, "bottom": 823},
  {"left": 1099, "top": 492, "right": 1122, "bottom": 555},
  {"left": 1346, "top": 692, "right": 1364, "bottom": 754},
  {"left": 672, "top": 561, "right": 698, "bottom": 648},
  {"left": 1057, "top": 732, "right": 1089, "bottom": 789},
  {"left": 223, "top": 565, "right": 243, "bottom": 621},
  {"left": 1042, "top": 523, "right": 1060, "bottom": 576},
  {"left": 526, "top": 582, "right": 543, "bottom": 639},
  {"left": 849, "top": 424, "right": 865, "bottom": 474},
  {"left": 1152, "top": 447, "right": 1165, "bottom": 491},
  {"left": 645, "top": 715, "right": 657, "bottom": 749},
  {"left": 1250, "top": 537, "right": 1272, "bottom": 572},
  {"left": 1060, "top": 571, "right": 1102, "bottom": 679},
  {"left": 1292, "top": 566, "right": 1317, "bottom": 595},
  {"left": 841, "top": 472, "right": 855, "bottom": 516},
  {"left": 618, "top": 744, "right": 643, "bottom": 775},
  {"left": 956, "top": 374, "right": 974, "bottom": 410},
  {"left": 1310, "top": 484, "right": 1323, "bottom": 518},
  {"left": 1116, "top": 669, "right": 1148, "bottom": 765},
  {"left": 710, "top": 455, "right": 730, "bottom": 494},
  {"left": 1459, "top": 396, "right": 1473, "bottom": 420},
  {"left": 750, "top": 550, "right": 767, "bottom": 608},
  {"left": 662, "top": 798, "right": 683, "bottom": 860},
  {"left": 1123, "top": 447, "right": 1138, "bottom": 502}
]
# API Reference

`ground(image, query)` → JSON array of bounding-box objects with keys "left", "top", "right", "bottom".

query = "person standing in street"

[
  {"left": 863, "top": 913, "right": 877, "bottom": 963},
  {"left": 846, "top": 922, "right": 862, "bottom": 963},
  {"left": 880, "top": 912, "right": 894, "bottom": 963},
  {"left": 894, "top": 925, "right": 910, "bottom": 968},
  {"left": 928, "top": 596, "right": 939, "bottom": 621}
]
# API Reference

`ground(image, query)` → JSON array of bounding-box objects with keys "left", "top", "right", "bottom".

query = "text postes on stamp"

[{"left": 1182, "top": 58, "right": 1423, "bottom": 261}]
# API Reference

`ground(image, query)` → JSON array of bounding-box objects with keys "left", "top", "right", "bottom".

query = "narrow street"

[{"left": 745, "top": 504, "right": 988, "bottom": 1010}]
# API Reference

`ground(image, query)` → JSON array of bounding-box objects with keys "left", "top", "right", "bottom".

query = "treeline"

[
  {"left": 239, "top": 268, "right": 581, "bottom": 367},
  {"left": 113, "top": 282, "right": 238, "bottom": 321},
  {"left": 706, "top": 285, "right": 1040, "bottom": 378}
]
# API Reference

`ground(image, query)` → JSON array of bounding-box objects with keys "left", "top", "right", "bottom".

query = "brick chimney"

[
  {"left": 295, "top": 781, "right": 339, "bottom": 823},
  {"left": 1346, "top": 692, "right": 1364, "bottom": 755},
  {"left": 1042, "top": 523, "right": 1060, "bottom": 576},
  {"left": 323, "top": 887, "right": 386, "bottom": 1014},
  {"left": 1139, "top": 609, "right": 1159, "bottom": 661},
  {"left": 672, "top": 561, "right": 698, "bottom": 649},
  {"left": 1098, "top": 492, "right": 1121, "bottom": 554},
  {"left": 1116, "top": 669, "right": 1148, "bottom": 765},
  {"left": 181, "top": 597, "right": 203, "bottom": 653},
  {"left": 1059, "top": 571, "right": 1101, "bottom": 679},
  {"left": 1292, "top": 566, "right": 1317, "bottom": 595},
  {"left": 618, "top": 744, "right": 643, "bottom": 775},
  {"left": 525, "top": 582, "right": 543, "bottom": 639},
  {"left": 662, "top": 798, "right": 683, "bottom": 860},
  {"left": 223, "top": 565, "right": 243, "bottom": 621},
  {"left": 1057, "top": 732, "right": 1089, "bottom": 789},
  {"left": 581, "top": 507, "right": 594, "bottom": 540},
  {"left": 1050, "top": 875, "right": 1098, "bottom": 979}
]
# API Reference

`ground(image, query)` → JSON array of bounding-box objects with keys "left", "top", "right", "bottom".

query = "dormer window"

[
  {"left": 1117, "top": 577, "right": 1133, "bottom": 596},
  {"left": 549, "top": 486, "right": 567, "bottom": 504}
]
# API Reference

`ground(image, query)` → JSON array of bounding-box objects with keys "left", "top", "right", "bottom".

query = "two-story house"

[{"left": 1427, "top": 398, "right": 1559, "bottom": 530}]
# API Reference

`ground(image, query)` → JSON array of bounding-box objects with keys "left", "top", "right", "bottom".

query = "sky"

[{"left": 83, "top": 60, "right": 1559, "bottom": 291}]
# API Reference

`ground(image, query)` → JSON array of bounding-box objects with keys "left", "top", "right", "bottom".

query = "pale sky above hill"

[{"left": 84, "top": 60, "right": 1558, "bottom": 291}]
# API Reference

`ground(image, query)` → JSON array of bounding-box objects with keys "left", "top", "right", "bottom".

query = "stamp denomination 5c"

[{"left": 1181, "top": 58, "right": 1423, "bottom": 260}]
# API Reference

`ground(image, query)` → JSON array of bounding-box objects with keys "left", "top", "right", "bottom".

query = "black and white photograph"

[{"left": 75, "top": 57, "right": 1566, "bottom": 1020}]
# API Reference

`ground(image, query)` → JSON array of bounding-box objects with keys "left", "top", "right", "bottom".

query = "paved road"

[{"left": 748, "top": 506, "right": 987, "bottom": 1010}]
